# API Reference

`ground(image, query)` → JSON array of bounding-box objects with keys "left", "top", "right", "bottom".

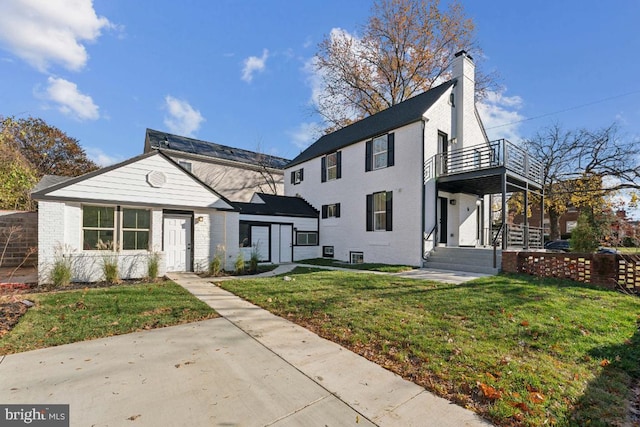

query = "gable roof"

[
  {"left": 287, "top": 80, "right": 455, "bottom": 168},
  {"left": 231, "top": 193, "right": 318, "bottom": 218},
  {"left": 145, "top": 128, "right": 290, "bottom": 169},
  {"left": 31, "top": 151, "right": 236, "bottom": 211}
]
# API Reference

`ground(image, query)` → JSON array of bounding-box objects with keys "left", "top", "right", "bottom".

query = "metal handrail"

[
  {"left": 492, "top": 223, "right": 505, "bottom": 268},
  {"left": 422, "top": 223, "right": 438, "bottom": 260}
]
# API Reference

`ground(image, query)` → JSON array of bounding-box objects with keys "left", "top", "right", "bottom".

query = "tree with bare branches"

[
  {"left": 524, "top": 123, "right": 640, "bottom": 240},
  {"left": 314, "top": 0, "right": 493, "bottom": 131}
]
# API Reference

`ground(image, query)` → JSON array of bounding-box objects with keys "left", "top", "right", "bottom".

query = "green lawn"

[
  {"left": 0, "top": 280, "right": 217, "bottom": 355},
  {"left": 220, "top": 268, "right": 640, "bottom": 427},
  {"left": 298, "top": 257, "right": 415, "bottom": 273}
]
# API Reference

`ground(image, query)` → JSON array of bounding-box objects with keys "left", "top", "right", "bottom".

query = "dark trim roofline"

[
  {"left": 31, "top": 151, "right": 238, "bottom": 212},
  {"left": 286, "top": 80, "right": 455, "bottom": 168}
]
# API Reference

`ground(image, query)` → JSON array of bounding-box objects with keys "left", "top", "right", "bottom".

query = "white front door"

[
  {"left": 279, "top": 225, "right": 292, "bottom": 263},
  {"left": 164, "top": 215, "right": 192, "bottom": 271}
]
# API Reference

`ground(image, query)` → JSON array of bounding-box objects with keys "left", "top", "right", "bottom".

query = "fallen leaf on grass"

[
  {"left": 478, "top": 382, "right": 502, "bottom": 400},
  {"left": 520, "top": 320, "right": 529, "bottom": 327},
  {"left": 600, "top": 359, "right": 610, "bottom": 367},
  {"left": 529, "top": 392, "right": 545, "bottom": 404}
]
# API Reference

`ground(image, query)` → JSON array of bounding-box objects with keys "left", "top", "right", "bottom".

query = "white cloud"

[
  {"left": 85, "top": 147, "right": 122, "bottom": 167},
  {"left": 0, "top": 0, "right": 113, "bottom": 72},
  {"left": 287, "top": 122, "right": 322, "bottom": 150},
  {"left": 44, "top": 76, "right": 100, "bottom": 120},
  {"left": 241, "top": 49, "right": 269, "bottom": 83},
  {"left": 163, "top": 95, "right": 205, "bottom": 137},
  {"left": 477, "top": 88, "right": 525, "bottom": 142}
]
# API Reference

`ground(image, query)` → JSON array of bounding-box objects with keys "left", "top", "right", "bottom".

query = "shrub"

[
  {"left": 49, "top": 244, "right": 73, "bottom": 288},
  {"left": 234, "top": 251, "right": 245, "bottom": 274},
  {"left": 249, "top": 245, "right": 260, "bottom": 273},
  {"left": 570, "top": 213, "right": 599, "bottom": 253},
  {"left": 97, "top": 240, "right": 120, "bottom": 284},
  {"left": 147, "top": 252, "right": 160, "bottom": 281},
  {"left": 209, "top": 245, "right": 225, "bottom": 276},
  {"left": 51, "top": 256, "right": 72, "bottom": 288}
]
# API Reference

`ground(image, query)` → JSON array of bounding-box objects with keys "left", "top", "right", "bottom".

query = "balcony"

[{"left": 425, "top": 139, "right": 544, "bottom": 195}]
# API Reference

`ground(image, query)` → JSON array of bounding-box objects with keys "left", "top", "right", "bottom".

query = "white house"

[
  {"left": 284, "top": 51, "right": 543, "bottom": 269},
  {"left": 144, "top": 128, "right": 288, "bottom": 202},
  {"left": 32, "top": 151, "right": 240, "bottom": 283},
  {"left": 231, "top": 193, "right": 319, "bottom": 264}
]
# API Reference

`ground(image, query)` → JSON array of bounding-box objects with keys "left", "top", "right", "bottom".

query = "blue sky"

[{"left": 0, "top": 0, "right": 638, "bottom": 171}]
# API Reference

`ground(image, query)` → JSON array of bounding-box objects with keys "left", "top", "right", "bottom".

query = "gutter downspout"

[{"left": 421, "top": 119, "right": 428, "bottom": 263}]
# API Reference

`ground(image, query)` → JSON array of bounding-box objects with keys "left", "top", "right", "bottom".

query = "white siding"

[
  {"left": 286, "top": 121, "right": 426, "bottom": 266},
  {"left": 169, "top": 155, "right": 285, "bottom": 202},
  {"left": 47, "top": 154, "right": 232, "bottom": 209}
]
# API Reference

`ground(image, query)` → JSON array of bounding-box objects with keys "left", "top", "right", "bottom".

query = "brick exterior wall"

[
  {"left": 502, "top": 250, "right": 638, "bottom": 294},
  {"left": 0, "top": 210, "right": 38, "bottom": 267}
]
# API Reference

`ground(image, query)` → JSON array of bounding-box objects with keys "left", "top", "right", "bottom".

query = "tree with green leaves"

[
  {"left": 314, "top": 0, "right": 494, "bottom": 131},
  {"left": 0, "top": 136, "right": 37, "bottom": 210}
]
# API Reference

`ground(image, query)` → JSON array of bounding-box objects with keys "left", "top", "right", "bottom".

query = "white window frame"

[
  {"left": 82, "top": 205, "right": 151, "bottom": 251},
  {"left": 293, "top": 169, "right": 303, "bottom": 184},
  {"left": 121, "top": 208, "right": 151, "bottom": 251},
  {"left": 296, "top": 231, "right": 318, "bottom": 246},
  {"left": 326, "top": 152, "right": 338, "bottom": 181},
  {"left": 372, "top": 135, "right": 388, "bottom": 170},
  {"left": 327, "top": 203, "right": 338, "bottom": 218},
  {"left": 373, "top": 192, "right": 387, "bottom": 231},
  {"left": 350, "top": 252, "right": 364, "bottom": 264}
]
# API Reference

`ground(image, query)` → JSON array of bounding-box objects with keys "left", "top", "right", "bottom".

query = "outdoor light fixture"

[{"left": 196, "top": 216, "right": 204, "bottom": 223}]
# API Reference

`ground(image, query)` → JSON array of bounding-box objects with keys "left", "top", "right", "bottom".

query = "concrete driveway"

[{"left": 0, "top": 318, "right": 374, "bottom": 426}]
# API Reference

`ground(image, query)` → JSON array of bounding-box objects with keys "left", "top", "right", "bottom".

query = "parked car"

[
  {"left": 597, "top": 247, "right": 620, "bottom": 254},
  {"left": 544, "top": 240, "right": 570, "bottom": 252}
]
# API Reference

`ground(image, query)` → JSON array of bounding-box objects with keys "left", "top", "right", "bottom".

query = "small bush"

[
  {"left": 249, "top": 245, "right": 260, "bottom": 273},
  {"left": 209, "top": 245, "right": 225, "bottom": 276},
  {"left": 234, "top": 251, "right": 245, "bottom": 274},
  {"left": 97, "top": 240, "right": 120, "bottom": 284},
  {"left": 51, "top": 257, "right": 72, "bottom": 287},
  {"left": 147, "top": 252, "right": 160, "bottom": 281},
  {"left": 571, "top": 213, "right": 599, "bottom": 253}
]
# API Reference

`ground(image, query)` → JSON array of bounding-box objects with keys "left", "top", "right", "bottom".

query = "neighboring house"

[
  {"left": 144, "top": 128, "right": 289, "bottom": 202},
  {"left": 231, "top": 193, "right": 319, "bottom": 264},
  {"left": 32, "top": 151, "right": 239, "bottom": 283},
  {"left": 284, "top": 51, "right": 543, "bottom": 267}
]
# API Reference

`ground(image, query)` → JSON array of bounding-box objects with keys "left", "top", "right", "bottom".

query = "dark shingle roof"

[
  {"left": 32, "top": 175, "right": 74, "bottom": 193},
  {"left": 145, "top": 128, "right": 290, "bottom": 169},
  {"left": 231, "top": 193, "right": 318, "bottom": 218},
  {"left": 287, "top": 80, "right": 455, "bottom": 167}
]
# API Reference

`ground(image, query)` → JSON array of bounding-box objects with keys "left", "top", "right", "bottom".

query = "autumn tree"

[
  {"left": 0, "top": 116, "right": 98, "bottom": 178},
  {"left": 314, "top": 0, "right": 492, "bottom": 131},
  {"left": 523, "top": 123, "right": 640, "bottom": 240},
  {"left": 0, "top": 134, "right": 37, "bottom": 210}
]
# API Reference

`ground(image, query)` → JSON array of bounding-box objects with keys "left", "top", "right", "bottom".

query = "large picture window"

[{"left": 83, "top": 205, "right": 150, "bottom": 251}]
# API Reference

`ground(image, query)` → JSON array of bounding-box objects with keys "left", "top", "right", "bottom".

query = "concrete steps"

[{"left": 424, "top": 247, "right": 501, "bottom": 275}]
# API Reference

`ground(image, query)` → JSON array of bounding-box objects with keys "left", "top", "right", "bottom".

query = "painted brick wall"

[{"left": 0, "top": 210, "right": 38, "bottom": 267}]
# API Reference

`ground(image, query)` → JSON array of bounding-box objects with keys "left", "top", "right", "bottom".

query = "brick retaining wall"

[
  {"left": 0, "top": 210, "right": 38, "bottom": 267},
  {"left": 502, "top": 251, "right": 638, "bottom": 294}
]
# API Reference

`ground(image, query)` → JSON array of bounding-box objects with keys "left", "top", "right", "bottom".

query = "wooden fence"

[{"left": 502, "top": 251, "right": 639, "bottom": 294}]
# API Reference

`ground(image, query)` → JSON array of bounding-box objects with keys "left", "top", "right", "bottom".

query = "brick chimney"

[{"left": 452, "top": 50, "right": 475, "bottom": 147}]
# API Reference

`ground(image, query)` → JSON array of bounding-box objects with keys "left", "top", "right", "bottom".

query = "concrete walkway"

[
  {"left": 0, "top": 266, "right": 493, "bottom": 426},
  {"left": 168, "top": 271, "right": 492, "bottom": 426}
]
